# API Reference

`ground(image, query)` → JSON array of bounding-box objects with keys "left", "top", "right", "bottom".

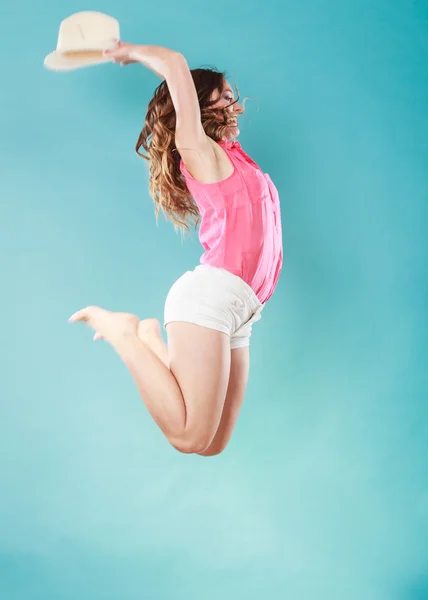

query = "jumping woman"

[{"left": 69, "top": 42, "right": 283, "bottom": 457}]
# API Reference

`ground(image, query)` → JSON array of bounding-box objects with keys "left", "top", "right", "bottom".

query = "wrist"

[{"left": 134, "top": 44, "right": 181, "bottom": 63}]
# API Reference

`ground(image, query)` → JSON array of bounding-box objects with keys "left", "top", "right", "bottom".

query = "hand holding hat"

[{"left": 102, "top": 41, "right": 143, "bottom": 66}]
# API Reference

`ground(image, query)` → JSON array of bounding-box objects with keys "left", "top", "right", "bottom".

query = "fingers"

[
  {"left": 103, "top": 40, "right": 126, "bottom": 58},
  {"left": 119, "top": 58, "right": 137, "bottom": 66},
  {"left": 103, "top": 42, "right": 139, "bottom": 66}
]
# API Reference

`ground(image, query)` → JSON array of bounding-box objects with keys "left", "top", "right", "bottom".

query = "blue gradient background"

[{"left": 1, "top": 0, "right": 427, "bottom": 598}]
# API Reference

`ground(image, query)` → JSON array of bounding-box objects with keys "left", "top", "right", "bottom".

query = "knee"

[
  {"left": 169, "top": 430, "right": 214, "bottom": 455},
  {"left": 197, "top": 438, "right": 230, "bottom": 457},
  {"left": 197, "top": 446, "right": 225, "bottom": 457}
]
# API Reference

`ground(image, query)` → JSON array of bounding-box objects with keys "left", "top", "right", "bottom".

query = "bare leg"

[
  {"left": 135, "top": 324, "right": 250, "bottom": 457},
  {"left": 137, "top": 318, "right": 169, "bottom": 367},
  {"left": 198, "top": 347, "right": 249, "bottom": 457},
  {"left": 69, "top": 307, "right": 230, "bottom": 454},
  {"left": 95, "top": 317, "right": 168, "bottom": 365}
]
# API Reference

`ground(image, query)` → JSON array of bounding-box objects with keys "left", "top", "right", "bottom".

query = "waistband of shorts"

[{"left": 194, "top": 265, "right": 263, "bottom": 312}]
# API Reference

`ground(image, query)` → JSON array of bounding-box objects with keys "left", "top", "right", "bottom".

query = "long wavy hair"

[{"left": 136, "top": 68, "right": 241, "bottom": 233}]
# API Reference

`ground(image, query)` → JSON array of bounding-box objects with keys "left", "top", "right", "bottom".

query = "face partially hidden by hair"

[
  {"left": 209, "top": 79, "right": 243, "bottom": 141},
  {"left": 188, "top": 69, "right": 243, "bottom": 142}
]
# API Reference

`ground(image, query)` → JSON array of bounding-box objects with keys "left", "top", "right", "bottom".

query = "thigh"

[
  {"left": 166, "top": 321, "right": 231, "bottom": 450},
  {"left": 198, "top": 346, "right": 250, "bottom": 456}
]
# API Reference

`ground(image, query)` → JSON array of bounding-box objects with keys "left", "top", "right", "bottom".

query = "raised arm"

[{"left": 105, "top": 42, "right": 215, "bottom": 170}]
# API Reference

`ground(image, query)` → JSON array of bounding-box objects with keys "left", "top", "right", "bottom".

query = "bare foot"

[{"left": 68, "top": 306, "right": 139, "bottom": 343}]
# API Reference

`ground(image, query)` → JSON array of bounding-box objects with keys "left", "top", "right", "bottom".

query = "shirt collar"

[{"left": 221, "top": 140, "right": 241, "bottom": 150}]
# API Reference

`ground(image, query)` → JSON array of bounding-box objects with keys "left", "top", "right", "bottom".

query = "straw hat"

[{"left": 44, "top": 11, "right": 120, "bottom": 71}]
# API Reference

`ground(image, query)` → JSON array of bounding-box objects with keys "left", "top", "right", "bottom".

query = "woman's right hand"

[{"left": 103, "top": 41, "right": 142, "bottom": 66}]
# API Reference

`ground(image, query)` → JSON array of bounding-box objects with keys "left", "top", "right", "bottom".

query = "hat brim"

[{"left": 44, "top": 50, "right": 112, "bottom": 72}]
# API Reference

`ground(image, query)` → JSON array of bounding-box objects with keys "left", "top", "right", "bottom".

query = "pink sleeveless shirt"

[{"left": 180, "top": 140, "right": 283, "bottom": 304}]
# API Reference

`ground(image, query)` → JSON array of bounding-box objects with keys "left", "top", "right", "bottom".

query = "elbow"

[
  {"left": 165, "top": 51, "right": 187, "bottom": 77},
  {"left": 170, "top": 50, "right": 186, "bottom": 62}
]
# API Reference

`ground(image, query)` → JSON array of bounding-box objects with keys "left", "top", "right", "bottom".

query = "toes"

[
  {"left": 68, "top": 306, "right": 97, "bottom": 323},
  {"left": 68, "top": 309, "right": 87, "bottom": 323}
]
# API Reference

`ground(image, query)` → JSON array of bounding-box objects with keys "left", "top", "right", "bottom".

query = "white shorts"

[{"left": 164, "top": 265, "right": 264, "bottom": 349}]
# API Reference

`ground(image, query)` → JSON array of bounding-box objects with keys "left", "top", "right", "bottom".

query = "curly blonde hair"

[{"left": 136, "top": 68, "right": 240, "bottom": 233}]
